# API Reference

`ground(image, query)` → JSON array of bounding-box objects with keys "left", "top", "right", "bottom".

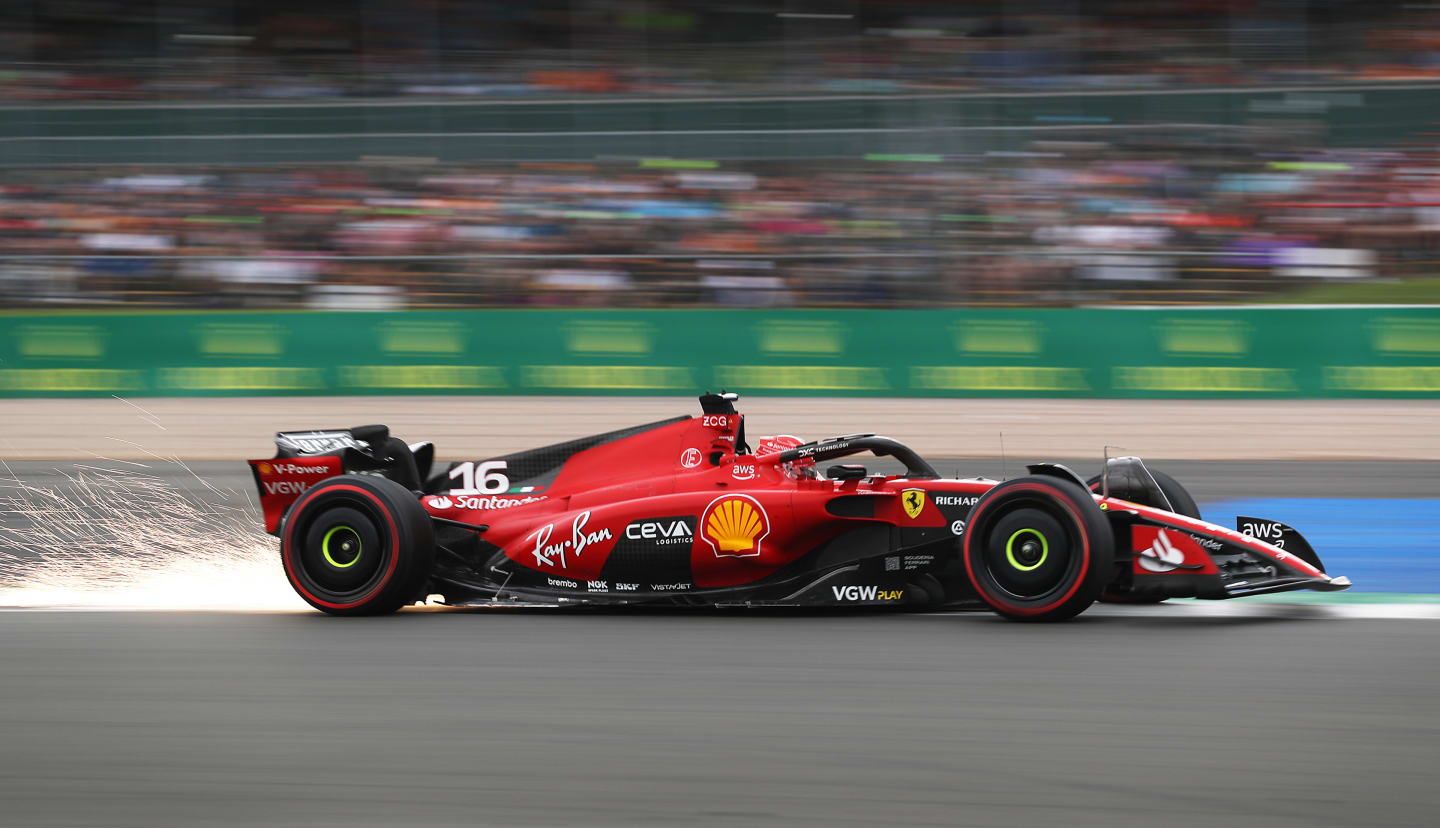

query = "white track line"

[{"left": 1085, "top": 600, "right": 1440, "bottom": 621}]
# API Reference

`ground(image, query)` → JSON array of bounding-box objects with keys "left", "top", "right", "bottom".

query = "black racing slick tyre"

[
  {"left": 1086, "top": 469, "right": 1200, "bottom": 519},
  {"left": 280, "top": 474, "right": 435, "bottom": 616},
  {"left": 962, "top": 476, "right": 1114, "bottom": 622},
  {"left": 1087, "top": 468, "right": 1199, "bottom": 604}
]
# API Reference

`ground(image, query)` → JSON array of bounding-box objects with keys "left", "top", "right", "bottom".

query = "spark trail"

[{"left": 0, "top": 462, "right": 304, "bottom": 610}]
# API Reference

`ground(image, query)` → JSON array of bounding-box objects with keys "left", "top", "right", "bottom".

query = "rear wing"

[
  {"left": 249, "top": 456, "right": 342, "bottom": 534},
  {"left": 249, "top": 424, "right": 434, "bottom": 535}
]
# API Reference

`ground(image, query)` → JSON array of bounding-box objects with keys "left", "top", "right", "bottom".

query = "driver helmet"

[{"left": 755, "top": 434, "right": 817, "bottom": 478}]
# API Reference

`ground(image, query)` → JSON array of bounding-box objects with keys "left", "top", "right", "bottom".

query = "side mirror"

[{"left": 827, "top": 464, "right": 867, "bottom": 481}]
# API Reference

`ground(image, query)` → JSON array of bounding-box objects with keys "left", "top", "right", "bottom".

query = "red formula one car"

[{"left": 250, "top": 393, "right": 1349, "bottom": 620}]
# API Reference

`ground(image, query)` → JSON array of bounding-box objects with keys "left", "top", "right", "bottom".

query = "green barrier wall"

[
  {"left": 4, "top": 85, "right": 1436, "bottom": 164},
  {"left": 0, "top": 308, "right": 1437, "bottom": 398}
]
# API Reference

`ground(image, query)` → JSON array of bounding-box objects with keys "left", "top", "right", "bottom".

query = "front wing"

[{"left": 1104, "top": 498, "right": 1350, "bottom": 600}]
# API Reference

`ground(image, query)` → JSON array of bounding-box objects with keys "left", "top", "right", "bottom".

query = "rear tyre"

[
  {"left": 280, "top": 474, "right": 435, "bottom": 615},
  {"left": 1087, "top": 468, "right": 1199, "bottom": 603},
  {"left": 962, "top": 476, "right": 1114, "bottom": 622}
]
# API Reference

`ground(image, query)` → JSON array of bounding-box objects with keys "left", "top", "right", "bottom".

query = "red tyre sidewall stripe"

[
  {"left": 963, "top": 482, "right": 1092, "bottom": 616},
  {"left": 282, "top": 483, "right": 401, "bottom": 610}
]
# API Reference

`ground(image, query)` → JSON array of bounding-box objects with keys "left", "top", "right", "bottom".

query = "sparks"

[{"left": 0, "top": 463, "right": 304, "bottom": 611}]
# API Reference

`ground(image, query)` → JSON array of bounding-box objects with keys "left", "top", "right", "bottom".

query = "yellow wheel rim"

[
  {"left": 321, "top": 525, "right": 362, "bottom": 569},
  {"left": 1005, "top": 528, "right": 1049, "bottom": 572}
]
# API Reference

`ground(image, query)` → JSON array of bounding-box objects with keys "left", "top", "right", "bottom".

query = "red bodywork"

[
  {"left": 1113, "top": 501, "right": 1327, "bottom": 581},
  {"left": 422, "top": 411, "right": 988, "bottom": 590},
  {"left": 250, "top": 456, "right": 343, "bottom": 533},
  {"left": 253, "top": 396, "right": 1348, "bottom": 611},
  {"left": 416, "top": 409, "right": 1336, "bottom": 597}
]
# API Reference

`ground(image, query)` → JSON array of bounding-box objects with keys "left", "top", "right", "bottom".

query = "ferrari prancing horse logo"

[{"left": 901, "top": 489, "right": 926, "bottom": 520}]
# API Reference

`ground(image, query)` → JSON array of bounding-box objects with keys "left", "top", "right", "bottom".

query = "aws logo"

[{"left": 700, "top": 494, "right": 770, "bottom": 558}]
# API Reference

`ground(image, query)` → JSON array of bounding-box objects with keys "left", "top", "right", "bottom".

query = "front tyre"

[
  {"left": 280, "top": 475, "right": 435, "bottom": 616},
  {"left": 1086, "top": 468, "right": 1199, "bottom": 519},
  {"left": 1087, "top": 468, "right": 1198, "bottom": 604},
  {"left": 962, "top": 476, "right": 1114, "bottom": 622}
]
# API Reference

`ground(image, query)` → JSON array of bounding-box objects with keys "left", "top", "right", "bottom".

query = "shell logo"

[
  {"left": 700, "top": 494, "right": 770, "bottom": 558},
  {"left": 258, "top": 462, "right": 273, "bottom": 475}
]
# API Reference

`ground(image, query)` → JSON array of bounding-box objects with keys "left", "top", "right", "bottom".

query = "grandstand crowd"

[
  {"left": 4, "top": 3, "right": 1440, "bottom": 307},
  {"left": 3, "top": 132, "right": 1436, "bottom": 308}
]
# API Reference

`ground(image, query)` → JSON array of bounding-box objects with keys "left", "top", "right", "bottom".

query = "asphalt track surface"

[
  {"left": 2, "top": 610, "right": 1437, "bottom": 827},
  {"left": 2, "top": 460, "right": 1438, "bottom": 826}
]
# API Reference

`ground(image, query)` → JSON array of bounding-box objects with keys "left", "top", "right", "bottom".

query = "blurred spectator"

[
  {"left": 3, "top": 129, "right": 1437, "bottom": 308},
  {"left": 5, "top": 3, "right": 1440, "bottom": 306}
]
